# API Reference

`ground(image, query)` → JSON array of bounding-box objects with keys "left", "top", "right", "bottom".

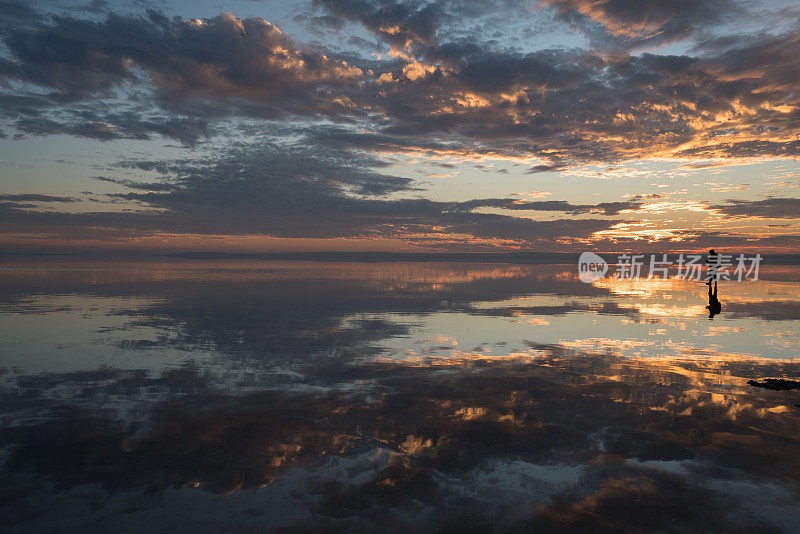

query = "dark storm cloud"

[
  {"left": 112, "top": 138, "right": 415, "bottom": 199},
  {"left": 527, "top": 163, "right": 568, "bottom": 173},
  {"left": 0, "top": 193, "right": 79, "bottom": 210},
  {"left": 347, "top": 35, "right": 380, "bottom": 49},
  {"left": 308, "top": 13, "right": 347, "bottom": 31},
  {"left": 712, "top": 198, "right": 800, "bottom": 219},
  {"left": 539, "top": 0, "right": 740, "bottom": 50},
  {"left": 13, "top": 114, "right": 211, "bottom": 145},
  {"left": 315, "top": 0, "right": 444, "bottom": 51},
  {"left": 0, "top": 138, "right": 622, "bottom": 247},
  {"left": 0, "top": 193, "right": 618, "bottom": 246},
  {"left": 0, "top": 193, "right": 76, "bottom": 203},
  {"left": 0, "top": 9, "right": 363, "bottom": 106},
  {"left": 94, "top": 176, "right": 177, "bottom": 192},
  {"left": 2, "top": 6, "right": 800, "bottom": 165},
  {"left": 314, "top": 0, "right": 536, "bottom": 54},
  {"left": 0, "top": 0, "right": 40, "bottom": 27}
]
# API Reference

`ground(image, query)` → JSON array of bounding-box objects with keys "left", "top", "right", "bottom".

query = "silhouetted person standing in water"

[
  {"left": 706, "top": 279, "right": 721, "bottom": 318},
  {"left": 706, "top": 249, "right": 722, "bottom": 318}
]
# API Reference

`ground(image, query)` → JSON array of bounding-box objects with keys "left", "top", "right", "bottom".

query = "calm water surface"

[{"left": 1, "top": 258, "right": 799, "bottom": 532}]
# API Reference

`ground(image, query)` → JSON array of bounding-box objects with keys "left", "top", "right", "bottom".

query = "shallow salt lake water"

[{"left": 1, "top": 257, "right": 799, "bottom": 532}]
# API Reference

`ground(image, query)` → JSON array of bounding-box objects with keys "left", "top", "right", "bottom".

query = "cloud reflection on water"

[{"left": 1, "top": 258, "right": 799, "bottom": 532}]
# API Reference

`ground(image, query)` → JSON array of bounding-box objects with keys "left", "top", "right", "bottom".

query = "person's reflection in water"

[{"left": 706, "top": 279, "right": 722, "bottom": 319}]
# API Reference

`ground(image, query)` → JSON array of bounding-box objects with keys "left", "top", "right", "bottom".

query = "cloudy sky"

[{"left": 1, "top": 0, "right": 799, "bottom": 253}]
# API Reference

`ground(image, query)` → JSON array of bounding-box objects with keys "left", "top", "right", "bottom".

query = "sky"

[{"left": 0, "top": 0, "right": 799, "bottom": 253}]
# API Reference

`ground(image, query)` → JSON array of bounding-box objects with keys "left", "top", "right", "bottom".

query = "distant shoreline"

[{"left": 1, "top": 251, "right": 800, "bottom": 264}]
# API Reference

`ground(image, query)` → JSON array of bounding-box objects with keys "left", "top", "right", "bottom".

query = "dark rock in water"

[{"left": 748, "top": 378, "right": 800, "bottom": 391}]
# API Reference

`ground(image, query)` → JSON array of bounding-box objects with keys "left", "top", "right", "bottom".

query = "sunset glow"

[{"left": 0, "top": 0, "right": 799, "bottom": 253}]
